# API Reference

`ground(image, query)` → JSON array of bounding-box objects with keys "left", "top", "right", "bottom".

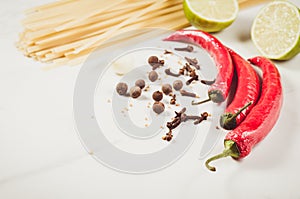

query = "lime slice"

[
  {"left": 251, "top": 1, "right": 300, "bottom": 60},
  {"left": 183, "top": 0, "right": 239, "bottom": 32}
]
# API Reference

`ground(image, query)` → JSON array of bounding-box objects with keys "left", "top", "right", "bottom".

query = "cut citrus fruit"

[
  {"left": 183, "top": 0, "right": 239, "bottom": 32},
  {"left": 251, "top": 1, "right": 300, "bottom": 60}
]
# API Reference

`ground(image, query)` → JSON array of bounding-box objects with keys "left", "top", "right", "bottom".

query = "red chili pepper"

[
  {"left": 205, "top": 56, "right": 283, "bottom": 172},
  {"left": 219, "top": 49, "right": 261, "bottom": 130},
  {"left": 164, "top": 30, "right": 234, "bottom": 103}
]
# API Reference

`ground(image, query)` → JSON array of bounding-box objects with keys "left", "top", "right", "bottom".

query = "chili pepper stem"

[
  {"left": 192, "top": 98, "right": 211, "bottom": 105},
  {"left": 205, "top": 140, "right": 240, "bottom": 172},
  {"left": 231, "top": 101, "right": 252, "bottom": 119},
  {"left": 220, "top": 101, "right": 253, "bottom": 129}
]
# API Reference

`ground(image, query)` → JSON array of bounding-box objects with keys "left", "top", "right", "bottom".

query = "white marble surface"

[{"left": 0, "top": 1, "right": 300, "bottom": 198}]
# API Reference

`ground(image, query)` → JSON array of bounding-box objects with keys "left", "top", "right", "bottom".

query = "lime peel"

[
  {"left": 251, "top": 1, "right": 300, "bottom": 60},
  {"left": 183, "top": 0, "right": 239, "bottom": 32}
]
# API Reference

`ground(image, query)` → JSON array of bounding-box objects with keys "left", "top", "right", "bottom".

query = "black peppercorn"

[
  {"left": 152, "top": 91, "right": 163, "bottom": 101},
  {"left": 148, "top": 70, "right": 158, "bottom": 82},
  {"left": 135, "top": 79, "right": 145, "bottom": 89},
  {"left": 162, "top": 83, "right": 172, "bottom": 95},
  {"left": 173, "top": 80, "right": 183, "bottom": 91},
  {"left": 130, "top": 86, "right": 142, "bottom": 98},
  {"left": 116, "top": 82, "right": 128, "bottom": 96},
  {"left": 152, "top": 101, "right": 165, "bottom": 114}
]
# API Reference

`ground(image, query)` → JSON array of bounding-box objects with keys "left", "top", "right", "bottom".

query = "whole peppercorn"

[
  {"left": 116, "top": 82, "right": 128, "bottom": 96},
  {"left": 162, "top": 83, "right": 172, "bottom": 95},
  {"left": 173, "top": 80, "right": 183, "bottom": 91},
  {"left": 148, "top": 56, "right": 159, "bottom": 66},
  {"left": 148, "top": 70, "right": 158, "bottom": 82},
  {"left": 152, "top": 91, "right": 163, "bottom": 101},
  {"left": 135, "top": 79, "right": 145, "bottom": 89},
  {"left": 130, "top": 86, "right": 142, "bottom": 98},
  {"left": 152, "top": 101, "right": 165, "bottom": 114}
]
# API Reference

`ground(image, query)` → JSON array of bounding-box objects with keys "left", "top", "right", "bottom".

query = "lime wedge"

[
  {"left": 183, "top": 0, "right": 239, "bottom": 32},
  {"left": 251, "top": 1, "right": 300, "bottom": 60}
]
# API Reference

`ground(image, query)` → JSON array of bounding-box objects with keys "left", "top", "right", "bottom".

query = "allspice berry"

[
  {"left": 116, "top": 82, "right": 128, "bottom": 96},
  {"left": 173, "top": 80, "right": 183, "bottom": 91},
  {"left": 162, "top": 83, "right": 172, "bottom": 95},
  {"left": 130, "top": 86, "right": 142, "bottom": 98},
  {"left": 148, "top": 70, "right": 158, "bottom": 82},
  {"left": 152, "top": 101, "right": 165, "bottom": 114},
  {"left": 148, "top": 56, "right": 159, "bottom": 66},
  {"left": 152, "top": 91, "right": 163, "bottom": 101},
  {"left": 135, "top": 79, "right": 145, "bottom": 89}
]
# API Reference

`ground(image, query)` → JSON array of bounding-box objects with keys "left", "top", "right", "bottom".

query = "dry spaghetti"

[{"left": 17, "top": 0, "right": 271, "bottom": 67}]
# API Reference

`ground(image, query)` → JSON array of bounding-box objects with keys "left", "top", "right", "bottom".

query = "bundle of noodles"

[{"left": 16, "top": 0, "right": 271, "bottom": 67}]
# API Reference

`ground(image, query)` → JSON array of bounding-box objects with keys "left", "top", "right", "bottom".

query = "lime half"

[
  {"left": 251, "top": 1, "right": 300, "bottom": 60},
  {"left": 183, "top": 0, "right": 239, "bottom": 32}
]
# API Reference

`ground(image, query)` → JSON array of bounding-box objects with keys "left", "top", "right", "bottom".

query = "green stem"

[
  {"left": 205, "top": 140, "right": 240, "bottom": 172},
  {"left": 191, "top": 98, "right": 211, "bottom": 105},
  {"left": 231, "top": 101, "right": 253, "bottom": 120}
]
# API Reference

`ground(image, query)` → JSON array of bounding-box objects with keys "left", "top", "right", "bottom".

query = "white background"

[{"left": 0, "top": 0, "right": 300, "bottom": 198}]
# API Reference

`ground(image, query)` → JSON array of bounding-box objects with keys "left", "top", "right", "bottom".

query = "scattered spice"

[
  {"left": 173, "top": 80, "right": 183, "bottom": 91},
  {"left": 162, "top": 131, "right": 173, "bottom": 141},
  {"left": 116, "top": 82, "right": 128, "bottom": 96},
  {"left": 148, "top": 70, "right": 158, "bottom": 82},
  {"left": 162, "top": 83, "right": 173, "bottom": 95},
  {"left": 152, "top": 101, "right": 165, "bottom": 114},
  {"left": 185, "top": 57, "right": 200, "bottom": 70},
  {"left": 129, "top": 86, "right": 142, "bottom": 98},
  {"left": 181, "top": 113, "right": 200, "bottom": 122},
  {"left": 144, "top": 85, "right": 150, "bottom": 92},
  {"left": 186, "top": 74, "right": 199, "bottom": 85},
  {"left": 135, "top": 79, "right": 145, "bottom": 89},
  {"left": 178, "top": 68, "right": 185, "bottom": 75},
  {"left": 162, "top": 109, "right": 210, "bottom": 142},
  {"left": 152, "top": 90, "right": 163, "bottom": 101},
  {"left": 174, "top": 45, "right": 194, "bottom": 52},
  {"left": 200, "top": 79, "right": 216, "bottom": 85},
  {"left": 193, "top": 112, "right": 209, "bottom": 124},
  {"left": 165, "top": 68, "right": 181, "bottom": 77},
  {"left": 162, "top": 108, "right": 186, "bottom": 142},
  {"left": 148, "top": 56, "right": 159, "bottom": 65},
  {"left": 184, "top": 63, "right": 193, "bottom": 73},
  {"left": 170, "top": 94, "right": 176, "bottom": 105},
  {"left": 164, "top": 50, "right": 173, "bottom": 54},
  {"left": 148, "top": 55, "right": 165, "bottom": 70},
  {"left": 180, "top": 89, "right": 197, "bottom": 98},
  {"left": 179, "top": 63, "right": 195, "bottom": 76}
]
